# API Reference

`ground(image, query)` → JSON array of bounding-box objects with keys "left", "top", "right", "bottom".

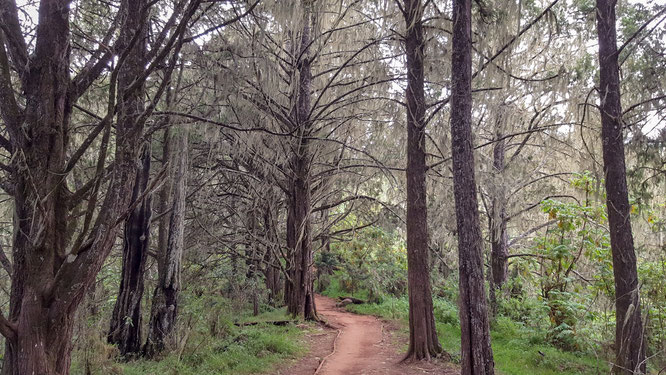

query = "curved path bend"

[{"left": 305, "top": 294, "right": 457, "bottom": 375}]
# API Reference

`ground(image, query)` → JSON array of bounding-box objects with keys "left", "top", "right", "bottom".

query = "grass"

[
  {"left": 71, "top": 307, "right": 309, "bottom": 375},
  {"left": 119, "top": 324, "right": 304, "bottom": 375},
  {"left": 326, "top": 287, "right": 607, "bottom": 375},
  {"left": 488, "top": 318, "right": 606, "bottom": 375}
]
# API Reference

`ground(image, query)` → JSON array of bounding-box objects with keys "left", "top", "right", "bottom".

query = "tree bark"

[
  {"left": 156, "top": 127, "right": 173, "bottom": 273},
  {"left": 402, "top": 0, "right": 442, "bottom": 361},
  {"left": 108, "top": 140, "right": 152, "bottom": 357},
  {"left": 489, "top": 131, "right": 508, "bottom": 317},
  {"left": 285, "top": 152, "right": 317, "bottom": 320},
  {"left": 450, "top": 0, "right": 495, "bottom": 373},
  {"left": 262, "top": 202, "right": 281, "bottom": 305},
  {"left": 284, "top": 4, "right": 317, "bottom": 321},
  {"left": 316, "top": 208, "right": 332, "bottom": 293},
  {"left": 108, "top": 7, "right": 150, "bottom": 353},
  {"left": 245, "top": 208, "right": 260, "bottom": 316},
  {"left": 144, "top": 128, "right": 188, "bottom": 358},
  {"left": 1, "top": 0, "right": 73, "bottom": 368},
  {"left": 264, "top": 256, "right": 281, "bottom": 305},
  {"left": 595, "top": 0, "right": 646, "bottom": 372}
]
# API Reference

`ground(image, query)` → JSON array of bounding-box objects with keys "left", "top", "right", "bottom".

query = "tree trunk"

[
  {"left": 316, "top": 209, "right": 332, "bottom": 293},
  {"left": 284, "top": 202, "right": 293, "bottom": 306},
  {"left": 402, "top": 0, "right": 442, "bottom": 361},
  {"left": 284, "top": 4, "right": 317, "bottom": 321},
  {"left": 108, "top": 140, "right": 152, "bottom": 357},
  {"left": 595, "top": 0, "right": 646, "bottom": 372},
  {"left": 245, "top": 208, "right": 260, "bottom": 316},
  {"left": 156, "top": 127, "right": 173, "bottom": 280},
  {"left": 450, "top": 0, "right": 495, "bottom": 373},
  {"left": 4, "top": 288, "right": 79, "bottom": 375},
  {"left": 144, "top": 129, "right": 188, "bottom": 358},
  {"left": 489, "top": 132, "right": 508, "bottom": 317},
  {"left": 0, "top": 0, "right": 149, "bottom": 373},
  {"left": 286, "top": 153, "right": 317, "bottom": 320},
  {"left": 1, "top": 0, "right": 73, "bottom": 370},
  {"left": 262, "top": 203, "right": 281, "bottom": 305},
  {"left": 264, "top": 258, "right": 281, "bottom": 305}
]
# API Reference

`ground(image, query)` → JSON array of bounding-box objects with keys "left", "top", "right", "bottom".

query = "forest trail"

[
  {"left": 315, "top": 295, "right": 386, "bottom": 374},
  {"left": 281, "top": 294, "right": 457, "bottom": 375}
]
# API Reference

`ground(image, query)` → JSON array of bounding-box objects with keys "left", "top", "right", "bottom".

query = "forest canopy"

[{"left": 0, "top": 0, "right": 664, "bottom": 374}]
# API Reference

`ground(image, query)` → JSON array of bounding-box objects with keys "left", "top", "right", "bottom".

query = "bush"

[{"left": 433, "top": 298, "right": 459, "bottom": 325}]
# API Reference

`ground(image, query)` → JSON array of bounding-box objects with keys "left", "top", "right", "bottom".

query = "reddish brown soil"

[{"left": 280, "top": 294, "right": 458, "bottom": 375}]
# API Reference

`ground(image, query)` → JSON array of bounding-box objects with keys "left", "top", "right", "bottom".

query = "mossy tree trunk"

[
  {"left": 284, "top": 3, "right": 317, "bottom": 321},
  {"left": 144, "top": 129, "right": 188, "bottom": 358},
  {"left": 108, "top": 140, "right": 152, "bottom": 357}
]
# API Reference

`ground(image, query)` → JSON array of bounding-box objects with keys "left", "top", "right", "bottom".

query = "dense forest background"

[{"left": 0, "top": 0, "right": 664, "bottom": 374}]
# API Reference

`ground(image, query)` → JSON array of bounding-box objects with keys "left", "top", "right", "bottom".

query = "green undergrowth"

[
  {"left": 119, "top": 323, "right": 304, "bottom": 375},
  {"left": 323, "top": 286, "right": 606, "bottom": 375},
  {"left": 72, "top": 303, "right": 308, "bottom": 375},
  {"left": 319, "top": 276, "right": 370, "bottom": 301},
  {"left": 238, "top": 306, "right": 295, "bottom": 324}
]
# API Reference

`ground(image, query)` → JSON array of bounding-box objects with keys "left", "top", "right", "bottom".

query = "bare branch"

[
  {"left": 0, "top": 30, "right": 22, "bottom": 142},
  {"left": 0, "top": 311, "right": 16, "bottom": 340},
  {"left": 0, "top": 0, "right": 28, "bottom": 76}
]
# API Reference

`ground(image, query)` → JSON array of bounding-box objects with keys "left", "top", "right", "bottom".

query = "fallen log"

[
  {"left": 234, "top": 320, "right": 295, "bottom": 327},
  {"left": 336, "top": 296, "right": 365, "bottom": 304}
]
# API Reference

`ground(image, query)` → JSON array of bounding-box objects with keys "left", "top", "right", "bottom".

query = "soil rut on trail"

[{"left": 294, "top": 294, "right": 457, "bottom": 375}]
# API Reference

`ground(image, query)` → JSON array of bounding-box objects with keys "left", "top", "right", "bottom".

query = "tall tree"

[
  {"left": 0, "top": 0, "right": 139, "bottom": 373},
  {"left": 401, "top": 0, "right": 442, "bottom": 361},
  {"left": 284, "top": 2, "right": 317, "bottom": 320},
  {"left": 0, "top": 0, "right": 199, "bottom": 371},
  {"left": 144, "top": 128, "right": 189, "bottom": 358},
  {"left": 595, "top": 0, "right": 646, "bottom": 372},
  {"left": 108, "top": 0, "right": 151, "bottom": 354},
  {"left": 206, "top": 0, "right": 392, "bottom": 321},
  {"left": 450, "top": 0, "right": 495, "bottom": 373}
]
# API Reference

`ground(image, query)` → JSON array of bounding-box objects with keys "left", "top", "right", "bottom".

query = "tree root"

[
  {"left": 314, "top": 328, "right": 342, "bottom": 375},
  {"left": 401, "top": 347, "right": 451, "bottom": 364}
]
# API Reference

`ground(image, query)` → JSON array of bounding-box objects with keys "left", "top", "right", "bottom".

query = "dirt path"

[
  {"left": 280, "top": 294, "right": 458, "bottom": 375},
  {"left": 315, "top": 295, "right": 387, "bottom": 374}
]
